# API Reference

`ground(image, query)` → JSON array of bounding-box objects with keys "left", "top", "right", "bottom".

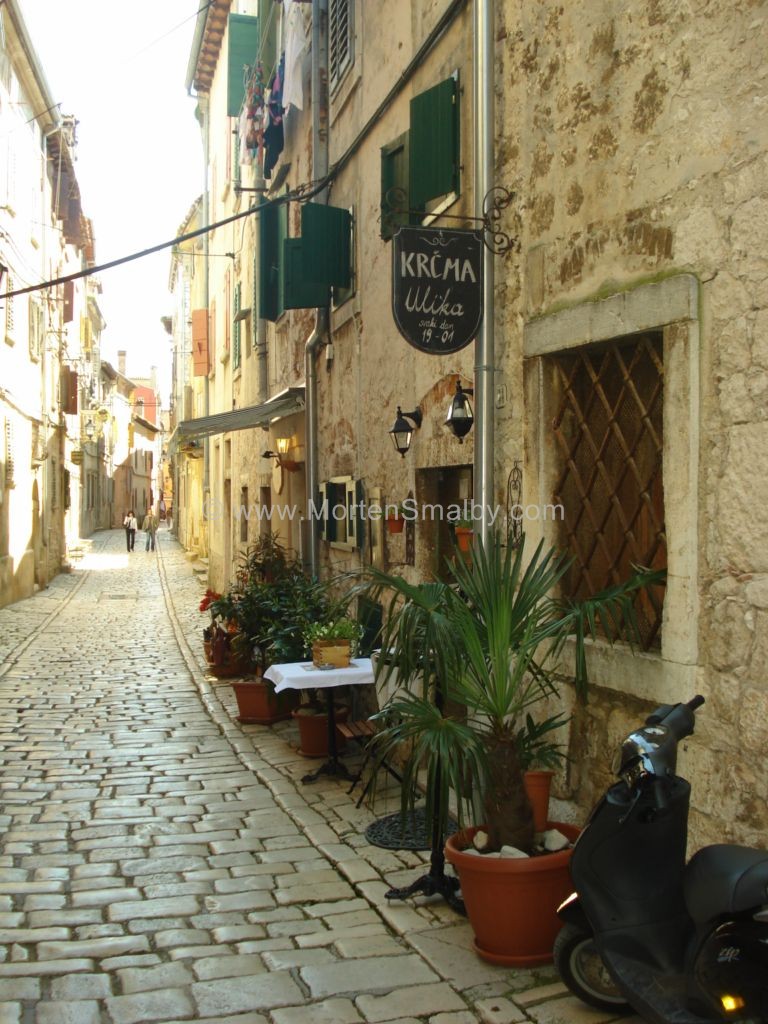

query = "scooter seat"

[{"left": 684, "top": 844, "right": 768, "bottom": 924}]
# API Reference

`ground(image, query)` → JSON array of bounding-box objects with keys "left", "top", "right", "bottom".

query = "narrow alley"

[{"left": 0, "top": 530, "right": 636, "bottom": 1024}]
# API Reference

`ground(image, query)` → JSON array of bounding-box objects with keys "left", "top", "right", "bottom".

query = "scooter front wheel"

[{"left": 554, "top": 924, "right": 631, "bottom": 1013}]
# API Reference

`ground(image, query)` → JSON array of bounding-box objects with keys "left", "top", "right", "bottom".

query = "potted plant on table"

[
  {"left": 366, "top": 530, "right": 663, "bottom": 965},
  {"left": 305, "top": 616, "right": 363, "bottom": 668},
  {"left": 289, "top": 616, "right": 364, "bottom": 756}
]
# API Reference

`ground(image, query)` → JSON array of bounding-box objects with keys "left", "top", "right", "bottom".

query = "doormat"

[{"left": 365, "top": 807, "right": 459, "bottom": 851}]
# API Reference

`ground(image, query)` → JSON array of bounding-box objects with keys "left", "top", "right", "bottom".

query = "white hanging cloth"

[{"left": 282, "top": 0, "right": 311, "bottom": 112}]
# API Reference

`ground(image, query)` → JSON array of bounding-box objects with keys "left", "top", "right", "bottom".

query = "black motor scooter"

[{"left": 555, "top": 695, "right": 768, "bottom": 1023}]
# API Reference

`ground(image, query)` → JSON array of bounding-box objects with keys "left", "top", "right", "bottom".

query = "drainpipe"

[
  {"left": 254, "top": 176, "right": 268, "bottom": 405},
  {"left": 305, "top": 0, "right": 329, "bottom": 577},
  {"left": 199, "top": 96, "right": 211, "bottom": 546},
  {"left": 473, "top": 0, "right": 494, "bottom": 546}
]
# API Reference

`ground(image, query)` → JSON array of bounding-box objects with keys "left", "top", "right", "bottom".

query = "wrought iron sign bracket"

[{"left": 385, "top": 186, "right": 519, "bottom": 256}]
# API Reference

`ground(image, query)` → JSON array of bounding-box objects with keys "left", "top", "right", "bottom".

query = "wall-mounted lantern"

[
  {"left": 445, "top": 380, "right": 474, "bottom": 442},
  {"left": 389, "top": 406, "right": 423, "bottom": 458}
]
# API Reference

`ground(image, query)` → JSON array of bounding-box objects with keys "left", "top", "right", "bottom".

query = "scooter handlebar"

[{"left": 687, "top": 694, "right": 705, "bottom": 711}]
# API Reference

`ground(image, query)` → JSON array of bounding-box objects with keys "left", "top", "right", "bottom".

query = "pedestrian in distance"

[
  {"left": 123, "top": 510, "right": 137, "bottom": 552},
  {"left": 142, "top": 507, "right": 159, "bottom": 552}
]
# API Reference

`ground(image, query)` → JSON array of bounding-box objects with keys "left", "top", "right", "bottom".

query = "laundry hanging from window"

[{"left": 264, "top": 54, "right": 285, "bottom": 179}]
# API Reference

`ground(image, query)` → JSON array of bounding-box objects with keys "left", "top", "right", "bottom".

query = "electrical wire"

[{"left": 1, "top": 173, "right": 333, "bottom": 303}]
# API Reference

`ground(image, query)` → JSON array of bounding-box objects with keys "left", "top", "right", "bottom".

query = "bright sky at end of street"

[{"left": 19, "top": 0, "right": 205, "bottom": 405}]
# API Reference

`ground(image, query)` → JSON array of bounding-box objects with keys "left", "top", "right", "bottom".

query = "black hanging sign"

[{"left": 392, "top": 226, "right": 483, "bottom": 355}]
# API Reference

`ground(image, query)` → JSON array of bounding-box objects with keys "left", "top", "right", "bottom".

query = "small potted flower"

[
  {"left": 304, "top": 617, "right": 363, "bottom": 668},
  {"left": 385, "top": 503, "right": 409, "bottom": 534},
  {"left": 199, "top": 589, "right": 222, "bottom": 663},
  {"left": 452, "top": 517, "right": 474, "bottom": 552}
]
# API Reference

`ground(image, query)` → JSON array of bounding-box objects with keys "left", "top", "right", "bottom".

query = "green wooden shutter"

[
  {"left": 259, "top": 201, "right": 287, "bottom": 322},
  {"left": 227, "top": 14, "right": 259, "bottom": 117},
  {"left": 233, "top": 282, "right": 241, "bottom": 369},
  {"left": 380, "top": 131, "right": 413, "bottom": 240},
  {"left": 299, "top": 204, "right": 352, "bottom": 289},
  {"left": 409, "top": 77, "right": 459, "bottom": 209},
  {"left": 283, "top": 239, "right": 330, "bottom": 309}
]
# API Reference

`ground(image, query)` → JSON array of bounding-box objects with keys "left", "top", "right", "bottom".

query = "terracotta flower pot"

[
  {"left": 386, "top": 515, "right": 405, "bottom": 534},
  {"left": 524, "top": 769, "right": 556, "bottom": 833},
  {"left": 455, "top": 526, "right": 473, "bottom": 552},
  {"left": 231, "top": 679, "right": 300, "bottom": 725},
  {"left": 445, "top": 822, "right": 580, "bottom": 967},
  {"left": 292, "top": 704, "right": 350, "bottom": 758}
]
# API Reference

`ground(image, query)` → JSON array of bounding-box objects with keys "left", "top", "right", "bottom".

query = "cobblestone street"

[{"left": 0, "top": 529, "right": 638, "bottom": 1024}]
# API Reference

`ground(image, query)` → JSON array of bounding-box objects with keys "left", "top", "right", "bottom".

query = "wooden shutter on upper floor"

[
  {"left": 63, "top": 280, "right": 74, "bottom": 323},
  {"left": 259, "top": 201, "right": 287, "bottom": 322},
  {"left": 409, "top": 76, "right": 460, "bottom": 209},
  {"left": 380, "top": 132, "right": 413, "bottom": 240},
  {"left": 60, "top": 366, "right": 78, "bottom": 415},
  {"left": 191, "top": 309, "right": 210, "bottom": 376},
  {"left": 300, "top": 203, "right": 352, "bottom": 290},
  {"left": 282, "top": 238, "right": 330, "bottom": 310},
  {"left": 227, "top": 14, "right": 260, "bottom": 117}
]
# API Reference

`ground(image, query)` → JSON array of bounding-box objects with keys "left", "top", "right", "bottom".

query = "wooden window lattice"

[
  {"left": 551, "top": 332, "right": 666, "bottom": 650},
  {"left": 329, "top": 0, "right": 353, "bottom": 90}
]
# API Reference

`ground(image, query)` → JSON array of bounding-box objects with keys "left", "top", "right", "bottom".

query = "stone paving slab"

[{"left": 0, "top": 529, "right": 641, "bottom": 1023}]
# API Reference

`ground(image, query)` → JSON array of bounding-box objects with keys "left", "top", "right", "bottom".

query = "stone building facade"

[{"left": 174, "top": 0, "right": 767, "bottom": 847}]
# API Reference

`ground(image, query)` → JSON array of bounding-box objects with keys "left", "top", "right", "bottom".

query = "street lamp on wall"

[
  {"left": 445, "top": 380, "right": 474, "bottom": 442},
  {"left": 389, "top": 406, "right": 423, "bottom": 458}
]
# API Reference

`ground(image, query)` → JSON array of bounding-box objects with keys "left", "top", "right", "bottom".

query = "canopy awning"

[{"left": 176, "top": 386, "right": 305, "bottom": 443}]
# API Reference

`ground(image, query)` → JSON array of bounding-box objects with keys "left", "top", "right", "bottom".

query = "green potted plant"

[
  {"left": 452, "top": 516, "right": 474, "bottom": 552},
  {"left": 304, "top": 617, "right": 363, "bottom": 668},
  {"left": 214, "top": 535, "right": 331, "bottom": 722},
  {"left": 365, "top": 530, "right": 663, "bottom": 965}
]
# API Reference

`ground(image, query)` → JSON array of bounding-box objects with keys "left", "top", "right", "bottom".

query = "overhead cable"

[{"left": 1, "top": 173, "right": 332, "bottom": 303}]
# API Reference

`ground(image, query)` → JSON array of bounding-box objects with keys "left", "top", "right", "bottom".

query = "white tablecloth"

[{"left": 264, "top": 658, "right": 375, "bottom": 694}]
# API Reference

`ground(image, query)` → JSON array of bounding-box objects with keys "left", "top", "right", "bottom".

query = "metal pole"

[
  {"left": 305, "top": 0, "right": 329, "bottom": 578},
  {"left": 473, "top": 0, "right": 494, "bottom": 545}
]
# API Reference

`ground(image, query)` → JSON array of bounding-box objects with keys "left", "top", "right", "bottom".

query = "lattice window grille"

[{"left": 551, "top": 332, "right": 666, "bottom": 650}]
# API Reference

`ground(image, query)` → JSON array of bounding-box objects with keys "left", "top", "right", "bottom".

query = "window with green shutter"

[
  {"left": 283, "top": 238, "right": 330, "bottom": 310},
  {"left": 409, "top": 76, "right": 459, "bottom": 209},
  {"left": 300, "top": 203, "right": 352, "bottom": 289},
  {"left": 233, "top": 282, "right": 242, "bottom": 369},
  {"left": 259, "top": 200, "right": 287, "bottom": 322},
  {"left": 227, "top": 14, "right": 259, "bottom": 117},
  {"left": 381, "top": 132, "right": 416, "bottom": 240}
]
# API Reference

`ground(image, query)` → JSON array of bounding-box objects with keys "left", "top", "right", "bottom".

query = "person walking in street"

[
  {"left": 142, "top": 507, "right": 159, "bottom": 551},
  {"left": 123, "top": 510, "right": 137, "bottom": 552}
]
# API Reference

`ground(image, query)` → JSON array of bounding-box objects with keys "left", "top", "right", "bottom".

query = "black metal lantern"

[
  {"left": 389, "top": 406, "right": 423, "bottom": 458},
  {"left": 445, "top": 381, "right": 474, "bottom": 442}
]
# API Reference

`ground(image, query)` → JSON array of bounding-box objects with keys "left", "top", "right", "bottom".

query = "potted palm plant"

[{"left": 365, "top": 530, "right": 663, "bottom": 965}]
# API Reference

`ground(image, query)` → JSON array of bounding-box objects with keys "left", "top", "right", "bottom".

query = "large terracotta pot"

[
  {"left": 445, "top": 822, "right": 580, "bottom": 967},
  {"left": 524, "top": 769, "right": 556, "bottom": 833},
  {"left": 292, "top": 704, "right": 350, "bottom": 758},
  {"left": 231, "top": 679, "right": 300, "bottom": 725}
]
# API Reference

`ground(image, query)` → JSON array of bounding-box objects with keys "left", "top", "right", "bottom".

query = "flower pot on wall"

[
  {"left": 231, "top": 679, "right": 300, "bottom": 725},
  {"left": 524, "top": 770, "right": 556, "bottom": 833},
  {"left": 445, "top": 822, "right": 580, "bottom": 967},
  {"left": 455, "top": 527, "right": 473, "bottom": 552},
  {"left": 386, "top": 515, "right": 405, "bottom": 534},
  {"left": 292, "top": 704, "right": 350, "bottom": 758}
]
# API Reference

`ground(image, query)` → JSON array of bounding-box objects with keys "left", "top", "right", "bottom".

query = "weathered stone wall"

[{"left": 498, "top": 0, "right": 768, "bottom": 847}]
